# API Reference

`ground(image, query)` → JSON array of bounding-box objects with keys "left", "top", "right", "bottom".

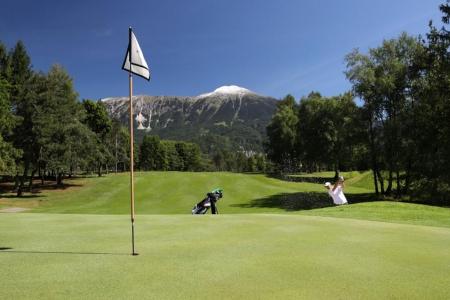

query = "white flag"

[{"left": 122, "top": 29, "right": 150, "bottom": 80}]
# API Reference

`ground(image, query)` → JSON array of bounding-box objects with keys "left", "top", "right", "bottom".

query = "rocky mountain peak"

[
  {"left": 197, "top": 85, "right": 255, "bottom": 98},
  {"left": 101, "top": 87, "right": 277, "bottom": 152}
]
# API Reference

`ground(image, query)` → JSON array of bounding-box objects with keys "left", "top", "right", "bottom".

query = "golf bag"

[{"left": 191, "top": 188, "right": 223, "bottom": 215}]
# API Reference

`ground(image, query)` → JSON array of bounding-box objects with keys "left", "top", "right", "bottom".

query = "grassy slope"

[
  {"left": 1, "top": 171, "right": 449, "bottom": 227},
  {"left": 1, "top": 213, "right": 449, "bottom": 299},
  {"left": 7, "top": 172, "right": 371, "bottom": 214}
]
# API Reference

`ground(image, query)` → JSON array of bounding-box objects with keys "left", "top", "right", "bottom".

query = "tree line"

[
  {"left": 265, "top": 2, "right": 450, "bottom": 204},
  {"left": 137, "top": 135, "right": 268, "bottom": 172},
  {"left": 0, "top": 41, "right": 220, "bottom": 196},
  {"left": 0, "top": 40, "right": 136, "bottom": 195},
  {"left": 0, "top": 40, "right": 267, "bottom": 196}
]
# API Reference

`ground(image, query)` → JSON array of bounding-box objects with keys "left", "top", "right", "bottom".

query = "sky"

[{"left": 0, "top": 0, "right": 445, "bottom": 100}]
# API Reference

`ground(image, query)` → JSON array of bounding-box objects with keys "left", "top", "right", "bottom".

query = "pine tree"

[
  {"left": 37, "top": 65, "right": 87, "bottom": 185},
  {"left": 8, "top": 41, "right": 36, "bottom": 195}
]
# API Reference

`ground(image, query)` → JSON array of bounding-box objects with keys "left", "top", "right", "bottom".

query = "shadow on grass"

[
  {"left": 0, "top": 247, "right": 128, "bottom": 256},
  {"left": 232, "top": 192, "right": 377, "bottom": 211},
  {"left": 0, "top": 194, "right": 45, "bottom": 199},
  {"left": 0, "top": 181, "right": 83, "bottom": 199}
]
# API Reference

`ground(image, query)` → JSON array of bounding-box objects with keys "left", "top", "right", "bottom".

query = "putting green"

[{"left": 1, "top": 213, "right": 449, "bottom": 299}]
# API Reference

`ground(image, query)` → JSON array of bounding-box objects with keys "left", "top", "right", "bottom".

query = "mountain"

[{"left": 101, "top": 85, "right": 277, "bottom": 153}]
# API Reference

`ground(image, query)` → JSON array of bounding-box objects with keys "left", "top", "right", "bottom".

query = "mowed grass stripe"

[{"left": 1, "top": 213, "right": 449, "bottom": 299}]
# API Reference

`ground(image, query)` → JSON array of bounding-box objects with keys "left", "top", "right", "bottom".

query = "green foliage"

[
  {"left": 36, "top": 65, "right": 92, "bottom": 182},
  {"left": 174, "top": 141, "right": 202, "bottom": 171},
  {"left": 82, "top": 100, "right": 112, "bottom": 139},
  {"left": 109, "top": 119, "right": 130, "bottom": 172},
  {"left": 139, "top": 136, "right": 203, "bottom": 171},
  {"left": 140, "top": 135, "right": 167, "bottom": 171},
  {"left": 297, "top": 92, "right": 365, "bottom": 172},
  {"left": 406, "top": 3, "right": 450, "bottom": 203},
  {"left": 265, "top": 94, "right": 299, "bottom": 170},
  {"left": 344, "top": 6, "right": 450, "bottom": 204},
  {"left": 0, "top": 76, "right": 20, "bottom": 174},
  {"left": 7, "top": 41, "right": 39, "bottom": 194},
  {"left": 81, "top": 99, "right": 114, "bottom": 176},
  {"left": 265, "top": 92, "right": 365, "bottom": 174}
]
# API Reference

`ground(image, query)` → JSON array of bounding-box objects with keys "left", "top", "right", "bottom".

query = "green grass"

[
  {"left": 300, "top": 201, "right": 450, "bottom": 228},
  {"left": 1, "top": 172, "right": 449, "bottom": 227},
  {"left": 1, "top": 213, "right": 449, "bottom": 299},
  {"left": 2, "top": 172, "right": 450, "bottom": 299},
  {"left": 3, "top": 172, "right": 371, "bottom": 214}
]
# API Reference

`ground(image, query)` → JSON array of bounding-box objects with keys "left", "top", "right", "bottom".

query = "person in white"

[{"left": 324, "top": 176, "right": 348, "bottom": 205}]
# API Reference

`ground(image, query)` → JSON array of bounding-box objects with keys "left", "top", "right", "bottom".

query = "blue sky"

[{"left": 0, "top": 0, "right": 445, "bottom": 100}]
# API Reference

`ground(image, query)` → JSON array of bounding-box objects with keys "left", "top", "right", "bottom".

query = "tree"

[
  {"left": 140, "top": 135, "right": 167, "bottom": 170},
  {"left": 246, "top": 155, "right": 257, "bottom": 172},
  {"left": 161, "top": 141, "right": 182, "bottom": 171},
  {"left": 235, "top": 152, "right": 248, "bottom": 172},
  {"left": 295, "top": 92, "right": 363, "bottom": 175},
  {"left": 82, "top": 100, "right": 112, "bottom": 139},
  {"left": 0, "top": 42, "right": 11, "bottom": 79},
  {"left": 345, "top": 33, "right": 423, "bottom": 197},
  {"left": 255, "top": 154, "right": 267, "bottom": 172},
  {"left": 265, "top": 94, "right": 299, "bottom": 172},
  {"left": 175, "top": 141, "right": 202, "bottom": 171},
  {"left": 109, "top": 119, "right": 130, "bottom": 172},
  {"left": 212, "top": 150, "right": 225, "bottom": 171},
  {"left": 0, "top": 77, "right": 20, "bottom": 174},
  {"left": 407, "top": 1, "right": 450, "bottom": 204},
  {"left": 297, "top": 92, "right": 335, "bottom": 172},
  {"left": 8, "top": 41, "right": 37, "bottom": 195},
  {"left": 82, "top": 99, "right": 113, "bottom": 176},
  {"left": 0, "top": 42, "right": 20, "bottom": 174},
  {"left": 37, "top": 65, "right": 88, "bottom": 185}
]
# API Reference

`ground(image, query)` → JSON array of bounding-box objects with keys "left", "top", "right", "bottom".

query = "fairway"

[
  {"left": 2, "top": 172, "right": 449, "bottom": 227},
  {"left": 1, "top": 213, "right": 449, "bottom": 299},
  {"left": 2, "top": 172, "right": 371, "bottom": 215}
]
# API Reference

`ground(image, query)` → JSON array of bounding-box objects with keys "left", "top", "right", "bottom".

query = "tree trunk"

[
  {"left": 115, "top": 133, "right": 118, "bottom": 173},
  {"left": 97, "top": 164, "right": 102, "bottom": 177},
  {"left": 386, "top": 169, "right": 393, "bottom": 195},
  {"left": 17, "top": 161, "right": 29, "bottom": 197},
  {"left": 376, "top": 170, "right": 385, "bottom": 195},
  {"left": 13, "top": 173, "right": 20, "bottom": 190},
  {"left": 372, "top": 169, "right": 378, "bottom": 195},
  {"left": 403, "top": 159, "right": 412, "bottom": 195},
  {"left": 28, "top": 169, "right": 36, "bottom": 192},
  {"left": 57, "top": 173, "right": 63, "bottom": 186},
  {"left": 368, "top": 118, "right": 379, "bottom": 195},
  {"left": 395, "top": 170, "right": 401, "bottom": 198},
  {"left": 38, "top": 165, "right": 42, "bottom": 185}
]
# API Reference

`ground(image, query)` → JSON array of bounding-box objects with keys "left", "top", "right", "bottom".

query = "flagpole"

[{"left": 128, "top": 26, "right": 138, "bottom": 256}]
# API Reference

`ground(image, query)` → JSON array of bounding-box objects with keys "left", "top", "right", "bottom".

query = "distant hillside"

[{"left": 101, "top": 85, "right": 277, "bottom": 153}]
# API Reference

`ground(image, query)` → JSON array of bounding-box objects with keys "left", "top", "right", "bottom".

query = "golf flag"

[
  {"left": 123, "top": 27, "right": 151, "bottom": 256},
  {"left": 122, "top": 29, "right": 150, "bottom": 80}
]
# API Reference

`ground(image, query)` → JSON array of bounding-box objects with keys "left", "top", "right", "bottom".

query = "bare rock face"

[{"left": 101, "top": 86, "right": 277, "bottom": 152}]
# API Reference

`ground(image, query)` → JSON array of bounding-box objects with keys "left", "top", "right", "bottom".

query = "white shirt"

[{"left": 331, "top": 185, "right": 348, "bottom": 205}]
